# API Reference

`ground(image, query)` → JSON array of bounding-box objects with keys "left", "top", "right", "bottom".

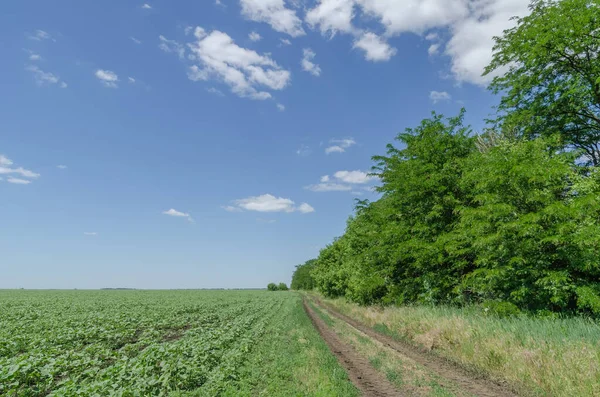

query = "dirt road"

[{"left": 305, "top": 297, "right": 518, "bottom": 397}]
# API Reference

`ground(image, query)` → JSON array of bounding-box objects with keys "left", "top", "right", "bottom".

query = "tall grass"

[{"left": 321, "top": 296, "right": 600, "bottom": 396}]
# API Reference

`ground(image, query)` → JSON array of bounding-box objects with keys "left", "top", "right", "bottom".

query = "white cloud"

[
  {"left": 357, "top": 0, "right": 468, "bottom": 35},
  {"left": 445, "top": 0, "right": 529, "bottom": 85},
  {"left": 60, "top": 82, "right": 67, "bottom": 89},
  {"left": 230, "top": 194, "right": 313, "bottom": 213},
  {"left": 305, "top": 182, "right": 351, "bottom": 192},
  {"left": 240, "top": 0, "right": 305, "bottom": 37},
  {"left": 159, "top": 35, "right": 185, "bottom": 59},
  {"left": 26, "top": 65, "right": 66, "bottom": 87},
  {"left": 142, "top": 3, "right": 152, "bottom": 9},
  {"left": 57, "top": 165, "right": 67, "bottom": 169},
  {"left": 298, "top": 203, "right": 315, "bottom": 213},
  {"left": 29, "top": 53, "right": 41, "bottom": 61},
  {"left": 430, "top": 90, "right": 451, "bottom": 103},
  {"left": 95, "top": 69, "right": 119, "bottom": 88},
  {"left": 280, "top": 38, "right": 292, "bottom": 46},
  {"left": 353, "top": 32, "right": 396, "bottom": 62},
  {"left": 325, "top": 145, "right": 344, "bottom": 154},
  {"left": 249, "top": 31, "right": 262, "bottom": 42},
  {"left": 84, "top": 232, "right": 98, "bottom": 236},
  {"left": 222, "top": 205, "right": 243, "bottom": 212},
  {"left": 334, "top": 170, "right": 373, "bottom": 184},
  {"left": 207, "top": 87, "right": 225, "bottom": 96},
  {"left": 0, "top": 156, "right": 40, "bottom": 184},
  {"left": 428, "top": 43, "right": 440, "bottom": 56},
  {"left": 306, "top": 169, "right": 374, "bottom": 193},
  {"left": 0, "top": 166, "right": 41, "bottom": 179},
  {"left": 325, "top": 138, "right": 356, "bottom": 154},
  {"left": 276, "top": 103, "right": 285, "bottom": 111},
  {"left": 0, "top": 155, "right": 13, "bottom": 166},
  {"left": 131, "top": 37, "right": 142, "bottom": 44},
  {"left": 425, "top": 32, "right": 438, "bottom": 41},
  {"left": 302, "top": 0, "right": 529, "bottom": 85},
  {"left": 305, "top": 0, "right": 357, "bottom": 37},
  {"left": 186, "top": 27, "right": 291, "bottom": 100},
  {"left": 28, "top": 30, "right": 52, "bottom": 41},
  {"left": 7, "top": 177, "right": 31, "bottom": 185},
  {"left": 301, "top": 48, "right": 321, "bottom": 76},
  {"left": 163, "top": 208, "right": 194, "bottom": 222},
  {"left": 128, "top": 77, "right": 136, "bottom": 83},
  {"left": 296, "top": 144, "right": 311, "bottom": 156}
]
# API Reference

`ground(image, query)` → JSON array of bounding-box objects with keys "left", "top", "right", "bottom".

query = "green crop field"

[{"left": 0, "top": 290, "right": 358, "bottom": 397}]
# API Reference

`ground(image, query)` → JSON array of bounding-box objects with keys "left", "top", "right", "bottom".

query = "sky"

[{"left": 0, "top": 0, "right": 530, "bottom": 289}]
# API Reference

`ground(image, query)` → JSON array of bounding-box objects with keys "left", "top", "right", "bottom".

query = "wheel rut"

[
  {"left": 312, "top": 297, "right": 518, "bottom": 397},
  {"left": 303, "top": 299, "right": 404, "bottom": 397}
]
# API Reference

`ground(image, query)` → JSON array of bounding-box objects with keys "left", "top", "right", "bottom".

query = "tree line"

[{"left": 292, "top": 0, "right": 600, "bottom": 316}]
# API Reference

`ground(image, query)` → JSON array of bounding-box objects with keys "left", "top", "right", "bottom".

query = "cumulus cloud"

[
  {"left": 228, "top": 193, "right": 314, "bottom": 213},
  {"left": 185, "top": 27, "right": 291, "bottom": 100},
  {"left": 0, "top": 154, "right": 40, "bottom": 185},
  {"left": 159, "top": 35, "right": 185, "bottom": 59},
  {"left": 128, "top": 77, "right": 136, "bottom": 83},
  {"left": 142, "top": 3, "right": 152, "bottom": 9},
  {"left": 305, "top": 0, "right": 357, "bottom": 37},
  {"left": 7, "top": 177, "right": 31, "bottom": 185},
  {"left": 430, "top": 90, "right": 451, "bottom": 103},
  {"left": 95, "top": 69, "right": 119, "bottom": 88},
  {"left": 207, "top": 87, "right": 225, "bottom": 96},
  {"left": 297, "top": 203, "right": 315, "bottom": 213},
  {"left": 353, "top": 32, "right": 396, "bottom": 62},
  {"left": 0, "top": 155, "right": 13, "bottom": 166},
  {"left": 302, "top": 0, "right": 530, "bottom": 84},
  {"left": 26, "top": 65, "right": 66, "bottom": 87},
  {"left": 325, "top": 138, "right": 356, "bottom": 154},
  {"left": 28, "top": 30, "right": 52, "bottom": 41},
  {"left": 276, "top": 103, "right": 285, "bottom": 111},
  {"left": 334, "top": 170, "right": 373, "bottom": 184},
  {"left": 240, "top": 0, "right": 305, "bottom": 37},
  {"left": 248, "top": 31, "right": 262, "bottom": 42},
  {"left": 84, "top": 232, "right": 98, "bottom": 236},
  {"left": 29, "top": 53, "right": 41, "bottom": 61},
  {"left": 306, "top": 169, "right": 374, "bottom": 192},
  {"left": 301, "top": 48, "right": 321, "bottom": 76},
  {"left": 57, "top": 165, "right": 68, "bottom": 169},
  {"left": 163, "top": 208, "right": 194, "bottom": 222},
  {"left": 280, "top": 38, "right": 292, "bottom": 46}
]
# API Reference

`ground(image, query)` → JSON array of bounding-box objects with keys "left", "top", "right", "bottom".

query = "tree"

[
  {"left": 267, "top": 283, "right": 278, "bottom": 291},
  {"left": 277, "top": 283, "right": 289, "bottom": 291},
  {"left": 291, "top": 259, "right": 317, "bottom": 290},
  {"left": 485, "top": 0, "right": 600, "bottom": 165}
]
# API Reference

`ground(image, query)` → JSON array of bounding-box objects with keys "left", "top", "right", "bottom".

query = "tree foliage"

[
  {"left": 485, "top": 0, "right": 600, "bottom": 164},
  {"left": 310, "top": 112, "right": 600, "bottom": 315},
  {"left": 290, "top": 259, "right": 317, "bottom": 290}
]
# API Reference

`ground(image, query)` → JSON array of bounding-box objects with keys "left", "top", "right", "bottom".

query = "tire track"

[
  {"left": 303, "top": 299, "right": 404, "bottom": 397},
  {"left": 313, "top": 297, "right": 518, "bottom": 397}
]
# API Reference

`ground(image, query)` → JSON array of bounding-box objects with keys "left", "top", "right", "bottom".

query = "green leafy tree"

[
  {"left": 485, "top": 0, "right": 600, "bottom": 164},
  {"left": 267, "top": 283, "right": 278, "bottom": 291},
  {"left": 291, "top": 259, "right": 317, "bottom": 290},
  {"left": 277, "top": 283, "right": 289, "bottom": 291}
]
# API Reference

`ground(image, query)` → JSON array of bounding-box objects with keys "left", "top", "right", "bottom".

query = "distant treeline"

[{"left": 293, "top": 0, "right": 600, "bottom": 317}]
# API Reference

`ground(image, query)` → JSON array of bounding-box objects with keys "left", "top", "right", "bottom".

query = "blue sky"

[{"left": 1, "top": 0, "right": 529, "bottom": 289}]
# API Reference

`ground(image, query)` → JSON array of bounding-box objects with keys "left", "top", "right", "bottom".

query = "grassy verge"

[
  {"left": 183, "top": 292, "right": 360, "bottom": 397},
  {"left": 314, "top": 293, "right": 600, "bottom": 396},
  {"left": 307, "top": 300, "right": 468, "bottom": 397}
]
